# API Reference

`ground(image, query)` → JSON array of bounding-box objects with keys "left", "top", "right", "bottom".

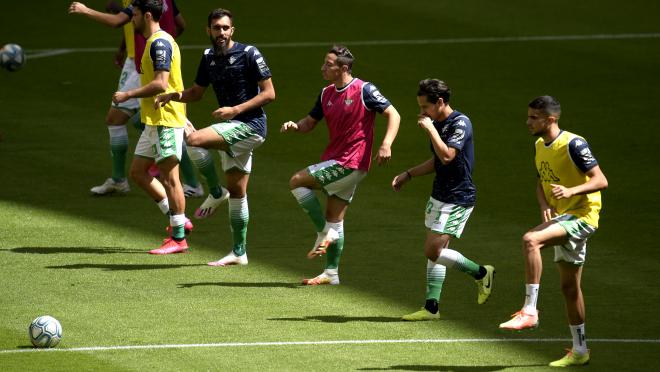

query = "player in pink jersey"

[{"left": 281, "top": 45, "right": 400, "bottom": 285}]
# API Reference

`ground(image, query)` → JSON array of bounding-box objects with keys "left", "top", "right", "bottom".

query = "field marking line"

[
  {"left": 2, "top": 338, "right": 660, "bottom": 354},
  {"left": 25, "top": 33, "right": 660, "bottom": 60}
]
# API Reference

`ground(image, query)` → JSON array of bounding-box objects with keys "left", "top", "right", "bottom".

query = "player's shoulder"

[{"left": 450, "top": 111, "right": 472, "bottom": 127}]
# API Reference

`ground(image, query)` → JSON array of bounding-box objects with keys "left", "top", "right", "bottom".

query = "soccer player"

[
  {"left": 281, "top": 45, "right": 400, "bottom": 285},
  {"left": 499, "top": 96, "right": 608, "bottom": 367},
  {"left": 392, "top": 79, "right": 494, "bottom": 320},
  {"left": 155, "top": 8, "right": 275, "bottom": 263},
  {"left": 69, "top": 0, "right": 210, "bottom": 198},
  {"left": 112, "top": 0, "right": 189, "bottom": 254}
]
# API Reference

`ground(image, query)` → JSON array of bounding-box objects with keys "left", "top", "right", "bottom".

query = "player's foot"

[
  {"left": 499, "top": 309, "right": 539, "bottom": 330},
  {"left": 90, "top": 178, "right": 130, "bottom": 195},
  {"left": 401, "top": 307, "right": 440, "bottom": 321},
  {"left": 476, "top": 265, "right": 495, "bottom": 304},
  {"left": 183, "top": 184, "right": 204, "bottom": 198},
  {"left": 165, "top": 218, "right": 194, "bottom": 235},
  {"left": 149, "top": 237, "right": 189, "bottom": 255},
  {"left": 207, "top": 251, "right": 248, "bottom": 266},
  {"left": 307, "top": 228, "right": 340, "bottom": 259},
  {"left": 549, "top": 349, "right": 590, "bottom": 367},
  {"left": 148, "top": 163, "right": 160, "bottom": 178},
  {"left": 302, "top": 270, "right": 340, "bottom": 285},
  {"left": 194, "top": 187, "right": 230, "bottom": 219}
]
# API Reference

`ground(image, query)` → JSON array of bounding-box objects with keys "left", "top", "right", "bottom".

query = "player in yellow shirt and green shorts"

[{"left": 499, "top": 96, "right": 609, "bottom": 367}]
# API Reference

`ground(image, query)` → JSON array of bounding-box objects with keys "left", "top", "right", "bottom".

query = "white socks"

[
  {"left": 570, "top": 323, "right": 588, "bottom": 354},
  {"left": 523, "top": 284, "right": 539, "bottom": 313}
]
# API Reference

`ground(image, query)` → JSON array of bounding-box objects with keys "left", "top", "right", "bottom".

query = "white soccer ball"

[
  {"left": 28, "top": 315, "right": 62, "bottom": 348},
  {"left": 0, "top": 43, "right": 26, "bottom": 71}
]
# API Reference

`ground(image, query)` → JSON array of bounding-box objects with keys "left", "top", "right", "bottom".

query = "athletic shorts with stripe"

[
  {"left": 552, "top": 213, "right": 596, "bottom": 265},
  {"left": 111, "top": 57, "right": 140, "bottom": 114},
  {"left": 424, "top": 197, "right": 474, "bottom": 238},
  {"left": 307, "top": 160, "right": 367, "bottom": 203},
  {"left": 134, "top": 126, "right": 184, "bottom": 163},
  {"left": 211, "top": 120, "right": 265, "bottom": 173}
]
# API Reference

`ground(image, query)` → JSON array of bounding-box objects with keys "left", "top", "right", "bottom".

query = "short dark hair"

[
  {"left": 528, "top": 95, "right": 561, "bottom": 118},
  {"left": 208, "top": 8, "right": 233, "bottom": 27},
  {"left": 329, "top": 45, "right": 354, "bottom": 73},
  {"left": 417, "top": 79, "right": 450, "bottom": 104},
  {"left": 131, "top": 0, "right": 163, "bottom": 21}
]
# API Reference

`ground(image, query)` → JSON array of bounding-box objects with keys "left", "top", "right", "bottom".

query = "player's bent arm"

[
  {"left": 566, "top": 165, "right": 609, "bottom": 196},
  {"left": 69, "top": 3, "right": 130, "bottom": 28},
  {"left": 231, "top": 78, "right": 276, "bottom": 116},
  {"left": 127, "top": 71, "right": 170, "bottom": 99},
  {"left": 392, "top": 158, "right": 434, "bottom": 191},
  {"left": 177, "top": 84, "right": 207, "bottom": 103},
  {"left": 379, "top": 105, "right": 401, "bottom": 149},
  {"left": 420, "top": 118, "right": 456, "bottom": 164}
]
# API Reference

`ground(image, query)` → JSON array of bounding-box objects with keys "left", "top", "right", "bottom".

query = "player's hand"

[
  {"left": 154, "top": 92, "right": 179, "bottom": 109},
  {"left": 212, "top": 106, "right": 238, "bottom": 120},
  {"left": 391, "top": 171, "right": 411, "bottom": 192},
  {"left": 550, "top": 183, "right": 573, "bottom": 200},
  {"left": 374, "top": 144, "right": 392, "bottom": 165},
  {"left": 112, "top": 91, "right": 129, "bottom": 104},
  {"left": 184, "top": 120, "right": 196, "bottom": 138},
  {"left": 68, "top": 2, "right": 89, "bottom": 14},
  {"left": 540, "top": 207, "right": 556, "bottom": 223},
  {"left": 417, "top": 115, "right": 435, "bottom": 132},
  {"left": 280, "top": 121, "right": 299, "bottom": 133}
]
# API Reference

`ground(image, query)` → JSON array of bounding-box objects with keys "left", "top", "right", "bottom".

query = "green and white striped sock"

[
  {"left": 108, "top": 125, "right": 128, "bottom": 182},
  {"left": 436, "top": 248, "right": 481, "bottom": 278},
  {"left": 426, "top": 259, "right": 447, "bottom": 301},
  {"left": 229, "top": 197, "right": 249, "bottom": 256},
  {"left": 291, "top": 187, "right": 325, "bottom": 232}
]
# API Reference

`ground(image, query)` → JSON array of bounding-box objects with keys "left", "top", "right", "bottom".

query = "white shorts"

[
  {"left": 211, "top": 120, "right": 265, "bottom": 173},
  {"left": 424, "top": 197, "right": 474, "bottom": 238},
  {"left": 111, "top": 57, "right": 140, "bottom": 114},
  {"left": 307, "top": 160, "right": 367, "bottom": 203},
  {"left": 134, "top": 125, "right": 184, "bottom": 163},
  {"left": 552, "top": 214, "right": 596, "bottom": 266}
]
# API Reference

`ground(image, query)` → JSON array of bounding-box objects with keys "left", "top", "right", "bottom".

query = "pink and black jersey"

[{"left": 309, "top": 78, "right": 391, "bottom": 171}]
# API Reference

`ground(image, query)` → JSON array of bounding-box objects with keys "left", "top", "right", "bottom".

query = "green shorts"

[{"left": 552, "top": 214, "right": 596, "bottom": 266}]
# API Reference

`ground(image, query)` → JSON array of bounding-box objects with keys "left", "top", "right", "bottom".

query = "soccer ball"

[
  {"left": 0, "top": 43, "right": 26, "bottom": 71},
  {"left": 28, "top": 315, "right": 62, "bottom": 348}
]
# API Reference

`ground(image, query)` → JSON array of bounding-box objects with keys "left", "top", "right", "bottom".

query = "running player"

[
  {"left": 392, "top": 79, "right": 495, "bottom": 320},
  {"left": 281, "top": 45, "right": 400, "bottom": 285},
  {"left": 155, "top": 8, "right": 275, "bottom": 264},
  {"left": 499, "top": 95, "right": 608, "bottom": 367},
  {"left": 112, "top": 0, "right": 189, "bottom": 254}
]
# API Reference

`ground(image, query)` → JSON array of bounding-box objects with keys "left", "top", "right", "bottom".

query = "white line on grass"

[
  {"left": 25, "top": 33, "right": 660, "bottom": 59},
  {"left": 2, "top": 338, "right": 660, "bottom": 354}
]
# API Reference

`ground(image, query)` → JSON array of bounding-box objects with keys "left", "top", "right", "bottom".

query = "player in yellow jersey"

[
  {"left": 499, "top": 96, "right": 608, "bottom": 367},
  {"left": 69, "top": 1, "right": 210, "bottom": 199},
  {"left": 112, "top": 0, "right": 189, "bottom": 254}
]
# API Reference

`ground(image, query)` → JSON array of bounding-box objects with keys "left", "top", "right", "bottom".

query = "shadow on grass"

[
  {"left": 2, "top": 247, "right": 145, "bottom": 254},
  {"left": 268, "top": 315, "right": 405, "bottom": 323},
  {"left": 46, "top": 263, "right": 205, "bottom": 271},
  {"left": 178, "top": 282, "right": 299, "bottom": 288},
  {"left": 357, "top": 364, "right": 545, "bottom": 371}
]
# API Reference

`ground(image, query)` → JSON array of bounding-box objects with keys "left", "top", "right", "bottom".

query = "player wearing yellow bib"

[
  {"left": 499, "top": 96, "right": 608, "bottom": 368},
  {"left": 112, "top": 0, "right": 189, "bottom": 254}
]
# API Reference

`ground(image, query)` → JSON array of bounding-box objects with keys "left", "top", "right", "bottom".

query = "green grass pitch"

[{"left": 1, "top": 0, "right": 659, "bottom": 370}]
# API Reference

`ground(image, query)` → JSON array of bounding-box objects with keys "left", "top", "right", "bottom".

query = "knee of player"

[
  {"left": 560, "top": 280, "right": 581, "bottom": 298},
  {"left": 288, "top": 173, "right": 304, "bottom": 189},
  {"left": 186, "top": 132, "right": 202, "bottom": 147},
  {"left": 522, "top": 232, "right": 542, "bottom": 252}
]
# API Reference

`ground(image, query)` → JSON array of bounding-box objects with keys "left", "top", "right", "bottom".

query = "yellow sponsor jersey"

[
  {"left": 122, "top": 0, "right": 134, "bottom": 58},
  {"left": 140, "top": 30, "right": 186, "bottom": 128},
  {"left": 535, "top": 131, "right": 601, "bottom": 227}
]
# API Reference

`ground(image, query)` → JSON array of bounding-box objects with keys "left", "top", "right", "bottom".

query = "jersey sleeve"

[
  {"left": 362, "top": 82, "right": 391, "bottom": 113},
  {"left": 121, "top": 6, "right": 133, "bottom": 18},
  {"left": 308, "top": 92, "right": 324, "bottom": 120},
  {"left": 194, "top": 52, "right": 211, "bottom": 87},
  {"left": 149, "top": 38, "right": 173, "bottom": 71},
  {"left": 246, "top": 46, "right": 272, "bottom": 81},
  {"left": 568, "top": 137, "right": 598, "bottom": 172},
  {"left": 445, "top": 117, "right": 471, "bottom": 150}
]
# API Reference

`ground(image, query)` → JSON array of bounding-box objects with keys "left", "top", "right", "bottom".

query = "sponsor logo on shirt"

[
  {"left": 229, "top": 56, "right": 236, "bottom": 65},
  {"left": 344, "top": 99, "right": 353, "bottom": 105}
]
